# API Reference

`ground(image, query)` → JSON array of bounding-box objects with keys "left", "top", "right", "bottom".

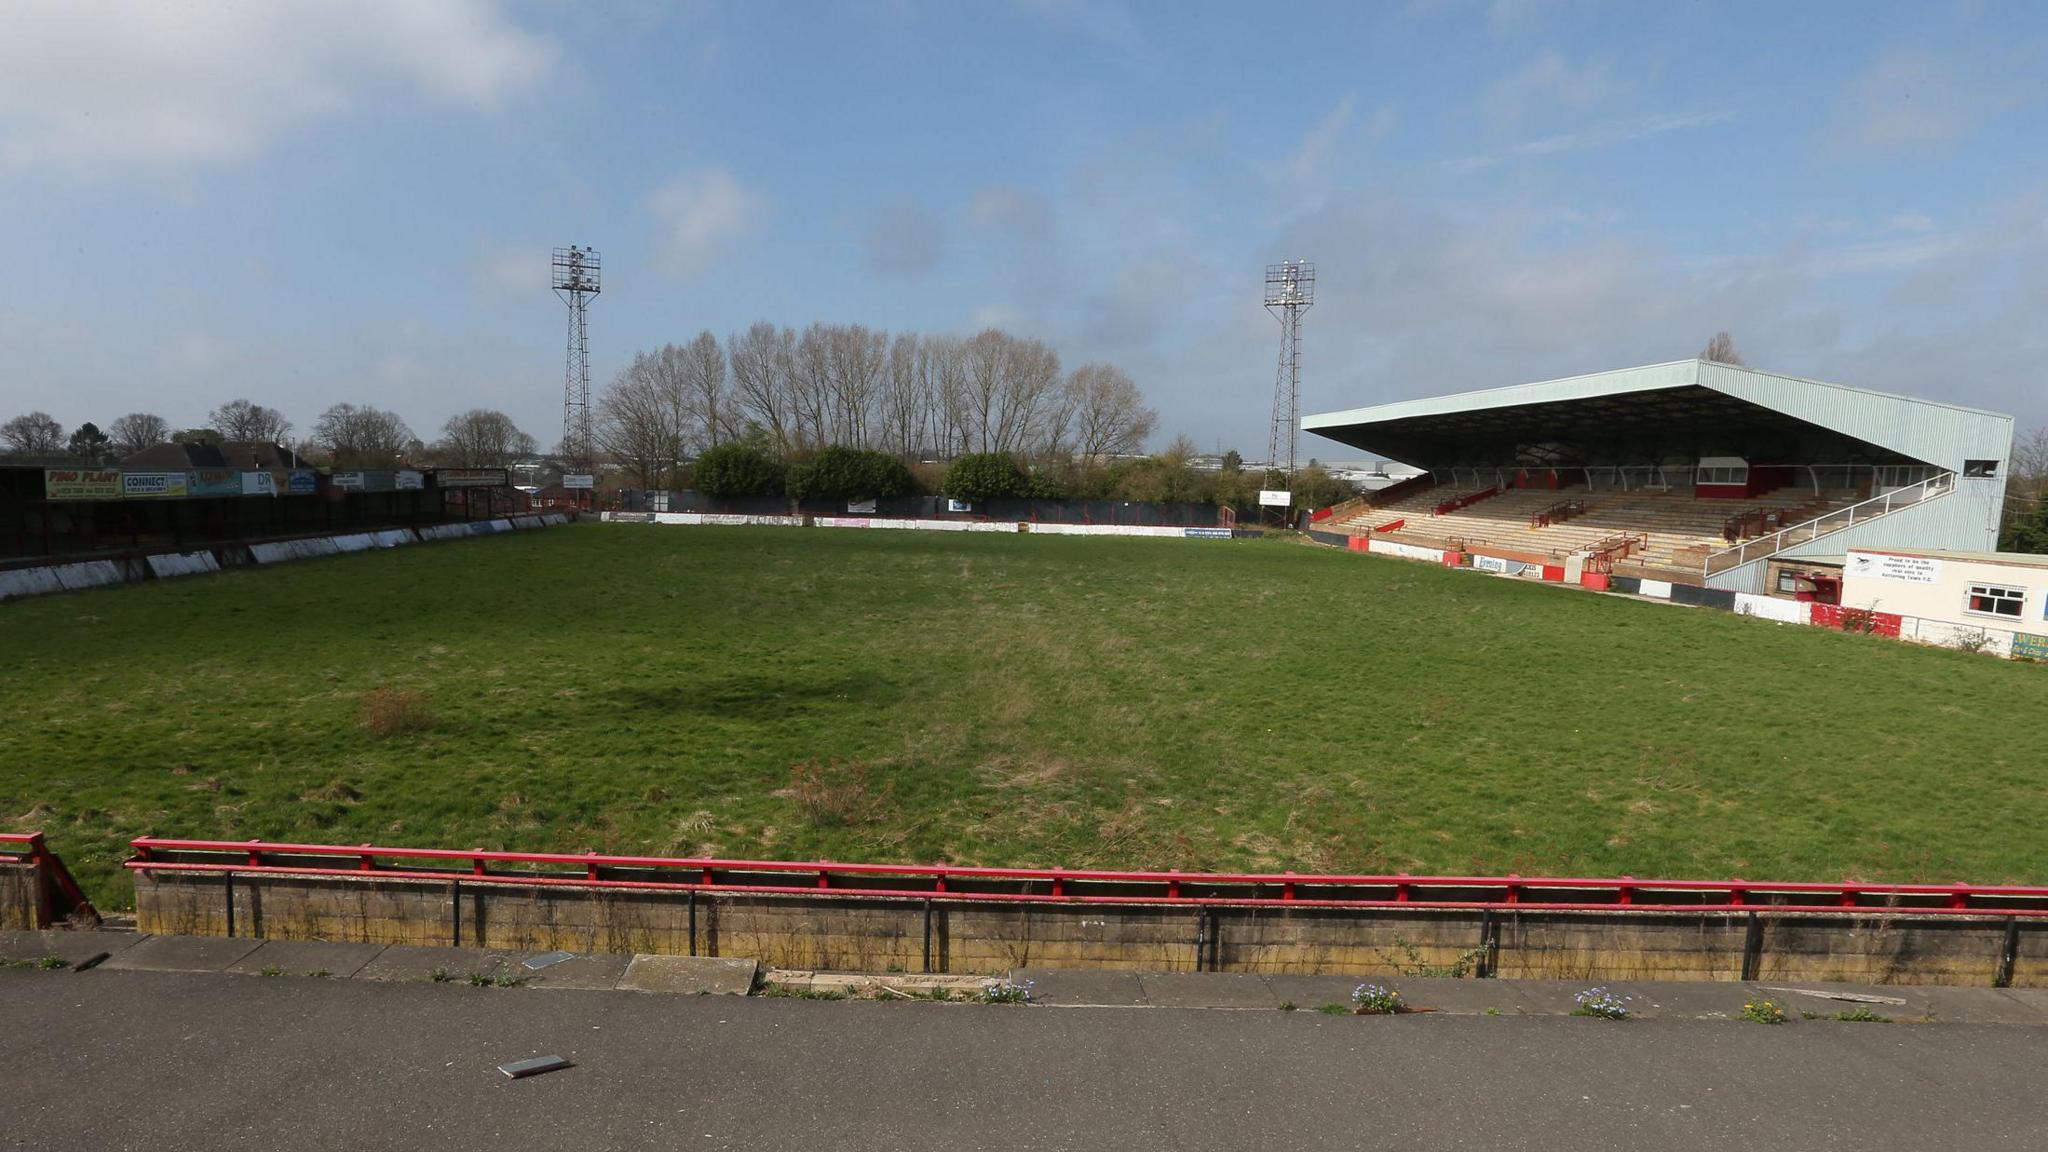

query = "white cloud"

[
  {"left": 864, "top": 200, "right": 946, "bottom": 278},
  {"left": 1448, "top": 110, "right": 1732, "bottom": 173},
  {"left": 1283, "top": 95, "right": 1357, "bottom": 193},
  {"left": 1483, "top": 51, "right": 1627, "bottom": 128},
  {"left": 1831, "top": 53, "right": 1978, "bottom": 157},
  {"left": 0, "top": 0, "right": 554, "bottom": 172},
  {"left": 645, "top": 168, "right": 764, "bottom": 280}
]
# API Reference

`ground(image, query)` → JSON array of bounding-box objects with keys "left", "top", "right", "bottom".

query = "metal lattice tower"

[
  {"left": 552, "top": 246, "right": 601, "bottom": 466},
  {"left": 1264, "top": 260, "right": 1314, "bottom": 477}
]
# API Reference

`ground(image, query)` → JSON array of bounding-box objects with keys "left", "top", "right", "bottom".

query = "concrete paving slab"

[
  {"left": 1258, "top": 975, "right": 1365, "bottom": 1011},
  {"left": 99, "top": 934, "right": 263, "bottom": 974},
  {"left": 523, "top": 952, "right": 634, "bottom": 990},
  {"left": 0, "top": 929, "right": 144, "bottom": 966},
  {"left": 354, "top": 945, "right": 524, "bottom": 984},
  {"left": 1138, "top": 973, "right": 1280, "bottom": 1009},
  {"left": 1384, "top": 978, "right": 1552, "bottom": 1017},
  {"left": 1010, "top": 967, "right": 1147, "bottom": 1006},
  {"left": 225, "top": 940, "right": 387, "bottom": 979},
  {"left": 1901, "top": 987, "right": 2048, "bottom": 1026},
  {"left": 618, "top": 954, "right": 757, "bottom": 995}
]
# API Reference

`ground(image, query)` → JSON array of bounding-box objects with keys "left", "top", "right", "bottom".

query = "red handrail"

[
  {"left": 121, "top": 838, "right": 2048, "bottom": 917},
  {"left": 2, "top": 831, "right": 98, "bottom": 921}
]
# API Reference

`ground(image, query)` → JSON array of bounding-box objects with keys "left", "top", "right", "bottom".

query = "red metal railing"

[
  {"left": 122, "top": 838, "right": 2048, "bottom": 917},
  {"left": 2, "top": 832, "right": 97, "bottom": 920}
]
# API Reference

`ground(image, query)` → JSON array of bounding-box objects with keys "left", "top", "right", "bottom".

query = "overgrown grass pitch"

[{"left": 4, "top": 523, "right": 2043, "bottom": 906}]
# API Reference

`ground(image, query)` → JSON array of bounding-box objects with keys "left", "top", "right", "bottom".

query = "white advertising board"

[
  {"left": 561, "top": 474, "right": 596, "bottom": 490},
  {"left": 1846, "top": 551, "right": 1941, "bottom": 584},
  {"left": 1258, "top": 489, "right": 1292, "bottom": 507}
]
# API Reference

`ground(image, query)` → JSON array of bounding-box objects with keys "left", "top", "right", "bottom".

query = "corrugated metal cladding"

[
  {"left": 1301, "top": 361, "right": 1700, "bottom": 431},
  {"left": 1689, "top": 362, "right": 2013, "bottom": 471},
  {"left": 1306, "top": 359, "right": 2014, "bottom": 472}
]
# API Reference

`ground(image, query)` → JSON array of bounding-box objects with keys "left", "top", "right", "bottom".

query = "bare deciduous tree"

[
  {"left": 436, "top": 409, "right": 537, "bottom": 468},
  {"left": 208, "top": 398, "right": 293, "bottom": 442},
  {"left": 1, "top": 411, "right": 65, "bottom": 456},
  {"left": 1066, "top": 363, "right": 1157, "bottom": 461},
  {"left": 594, "top": 349, "right": 689, "bottom": 488},
  {"left": 313, "top": 403, "right": 414, "bottom": 468},
  {"left": 730, "top": 321, "right": 799, "bottom": 457},
  {"left": 683, "top": 330, "right": 732, "bottom": 449},
  {"left": 1700, "top": 331, "right": 1743, "bottom": 365},
  {"left": 107, "top": 412, "right": 170, "bottom": 457}
]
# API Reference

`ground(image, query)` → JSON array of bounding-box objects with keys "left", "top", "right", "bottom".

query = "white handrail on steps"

[{"left": 1701, "top": 471, "right": 1957, "bottom": 576}]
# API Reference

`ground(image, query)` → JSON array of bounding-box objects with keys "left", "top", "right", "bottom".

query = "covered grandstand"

[{"left": 1302, "top": 360, "right": 2013, "bottom": 593}]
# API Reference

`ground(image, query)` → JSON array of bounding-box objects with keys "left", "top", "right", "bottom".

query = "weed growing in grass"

[
  {"left": 1351, "top": 983, "right": 1406, "bottom": 1015},
  {"left": 360, "top": 687, "right": 436, "bottom": 738},
  {"left": 1834, "top": 1007, "right": 1892, "bottom": 1023},
  {"left": 258, "top": 965, "right": 283, "bottom": 977},
  {"left": 466, "top": 970, "right": 525, "bottom": 988},
  {"left": 1572, "top": 987, "right": 1632, "bottom": 1020},
  {"left": 1278, "top": 1000, "right": 1297, "bottom": 1012},
  {"left": 0, "top": 956, "right": 68, "bottom": 970},
  {"left": 1315, "top": 1003, "right": 1352, "bottom": 1016},
  {"left": 785, "top": 759, "right": 888, "bottom": 827},
  {"left": 1740, "top": 998, "right": 1786, "bottom": 1025},
  {"left": 1484, "top": 1007, "right": 1502, "bottom": 1016},
  {"left": 428, "top": 968, "right": 452, "bottom": 983}
]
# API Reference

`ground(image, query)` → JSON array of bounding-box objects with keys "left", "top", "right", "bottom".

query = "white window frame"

[{"left": 1964, "top": 583, "right": 2026, "bottom": 620}]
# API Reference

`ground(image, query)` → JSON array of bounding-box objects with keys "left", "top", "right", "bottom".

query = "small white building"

[{"left": 1841, "top": 546, "right": 2048, "bottom": 658}]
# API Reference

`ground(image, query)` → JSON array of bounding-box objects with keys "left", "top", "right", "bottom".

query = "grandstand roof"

[{"left": 1302, "top": 360, "right": 2014, "bottom": 471}]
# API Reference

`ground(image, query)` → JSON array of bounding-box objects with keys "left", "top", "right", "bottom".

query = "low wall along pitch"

[{"left": 124, "top": 841, "right": 2048, "bottom": 986}]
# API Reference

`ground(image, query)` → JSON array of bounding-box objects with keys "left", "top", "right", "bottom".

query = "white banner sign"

[
  {"left": 847, "top": 499, "right": 878, "bottom": 514},
  {"left": 396, "top": 470, "right": 424, "bottom": 490},
  {"left": 1847, "top": 552, "right": 1941, "bottom": 584},
  {"left": 121, "top": 471, "right": 187, "bottom": 498},
  {"left": 330, "top": 471, "right": 366, "bottom": 490},
  {"left": 240, "top": 471, "right": 276, "bottom": 496},
  {"left": 1258, "top": 489, "right": 1292, "bottom": 507},
  {"left": 561, "top": 474, "right": 596, "bottom": 490}
]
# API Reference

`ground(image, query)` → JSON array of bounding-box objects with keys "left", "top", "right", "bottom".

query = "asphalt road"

[{"left": 4, "top": 968, "right": 2044, "bottom": 1151}]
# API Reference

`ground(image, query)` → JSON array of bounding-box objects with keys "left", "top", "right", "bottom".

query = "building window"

[
  {"left": 1697, "top": 466, "right": 1748, "bottom": 485},
  {"left": 1965, "top": 584, "right": 2025, "bottom": 619},
  {"left": 1964, "top": 459, "right": 1999, "bottom": 478}
]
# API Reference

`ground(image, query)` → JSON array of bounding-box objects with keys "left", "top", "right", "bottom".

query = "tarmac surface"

[{"left": 6, "top": 964, "right": 2048, "bottom": 1152}]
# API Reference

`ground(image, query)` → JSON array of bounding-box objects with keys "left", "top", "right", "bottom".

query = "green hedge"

[
  {"left": 785, "top": 446, "right": 916, "bottom": 502},
  {"left": 942, "top": 453, "right": 1031, "bottom": 501},
  {"left": 693, "top": 443, "right": 785, "bottom": 498}
]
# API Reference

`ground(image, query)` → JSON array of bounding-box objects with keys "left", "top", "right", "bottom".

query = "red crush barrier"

[
  {"left": 121, "top": 838, "right": 2048, "bottom": 917},
  {"left": 1, "top": 832, "right": 97, "bottom": 922},
  {"left": 1811, "top": 604, "right": 1904, "bottom": 637}
]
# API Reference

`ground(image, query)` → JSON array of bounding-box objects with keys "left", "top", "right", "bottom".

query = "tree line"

[
  {"left": 0, "top": 401, "right": 540, "bottom": 470},
  {"left": 595, "top": 324, "right": 1157, "bottom": 489}
]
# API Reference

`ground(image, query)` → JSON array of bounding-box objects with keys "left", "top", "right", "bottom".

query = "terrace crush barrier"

[
  {"left": 125, "top": 839, "right": 2048, "bottom": 985},
  {"left": 1, "top": 832, "right": 97, "bottom": 929}
]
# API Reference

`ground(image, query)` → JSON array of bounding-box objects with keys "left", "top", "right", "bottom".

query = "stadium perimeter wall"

[
  {"left": 1304, "top": 530, "right": 2048, "bottom": 661},
  {"left": 132, "top": 869, "right": 2048, "bottom": 986},
  {"left": 0, "top": 512, "right": 577, "bottom": 606}
]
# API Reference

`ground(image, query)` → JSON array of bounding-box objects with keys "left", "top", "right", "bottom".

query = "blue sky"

[{"left": 3, "top": 0, "right": 2045, "bottom": 455}]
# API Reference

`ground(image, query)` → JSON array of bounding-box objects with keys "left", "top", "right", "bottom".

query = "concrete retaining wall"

[
  {"left": 131, "top": 870, "right": 2046, "bottom": 986},
  {"left": 0, "top": 859, "right": 55, "bottom": 930}
]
